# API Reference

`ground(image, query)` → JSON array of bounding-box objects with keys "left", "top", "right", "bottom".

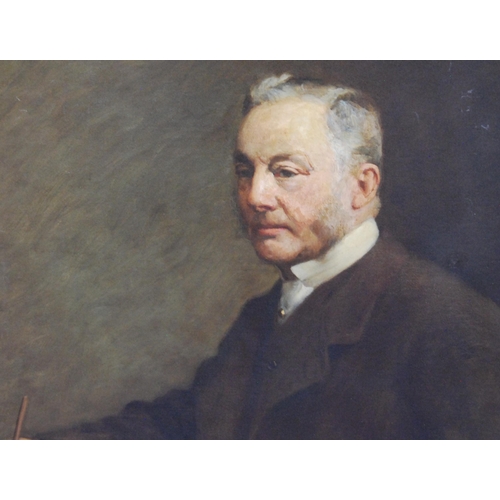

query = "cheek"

[
  {"left": 236, "top": 187, "right": 249, "bottom": 210},
  {"left": 236, "top": 198, "right": 253, "bottom": 228},
  {"left": 283, "top": 185, "right": 334, "bottom": 223},
  {"left": 332, "top": 177, "right": 351, "bottom": 205}
]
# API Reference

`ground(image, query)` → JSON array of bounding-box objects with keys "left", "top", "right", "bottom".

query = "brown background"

[{"left": 0, "top": 61, "right": 499, "bottom": 438}]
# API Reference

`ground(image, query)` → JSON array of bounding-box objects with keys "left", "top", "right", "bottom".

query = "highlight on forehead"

[
  {"left": 237, "top": 96, "right": 333, "bottom": 152},
  {"left": 242, "top": 73, "right": 383, "bottom": 173}
]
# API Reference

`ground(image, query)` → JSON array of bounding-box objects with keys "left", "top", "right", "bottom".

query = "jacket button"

[
  {"left": 278, "top": 308, "right": 286, "bottom": 318},
  {"left": 267, "top": 360, "right": 278, "bottom": 371}
]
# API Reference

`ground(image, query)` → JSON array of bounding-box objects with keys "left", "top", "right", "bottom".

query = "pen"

[{"left": 13, "top": 396, "right": 29, "bottom": 440}]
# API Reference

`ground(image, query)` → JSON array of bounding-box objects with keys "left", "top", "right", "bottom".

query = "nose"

[{"left": 246, "top": 168, "right": 278, "bottom": 212}]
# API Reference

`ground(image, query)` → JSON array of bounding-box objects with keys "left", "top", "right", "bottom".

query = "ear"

[{"left": 351, "top": 163, "right": 380, "bottom": 210}]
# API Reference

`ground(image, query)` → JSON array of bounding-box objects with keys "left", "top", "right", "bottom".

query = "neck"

[{"left": 278, "top": 217, "right": 379, "bottom": 287}]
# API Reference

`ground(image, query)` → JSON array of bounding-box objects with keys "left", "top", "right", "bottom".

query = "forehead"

[{"left": 237, "top": 97, "right": 333, "bottom": 160}]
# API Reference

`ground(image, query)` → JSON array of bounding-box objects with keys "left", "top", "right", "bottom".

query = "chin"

[{"left": 252, "top": 240, "right": 302, "bottom": 266}]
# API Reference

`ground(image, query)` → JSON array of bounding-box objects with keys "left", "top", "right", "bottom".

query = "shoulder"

[
  {"left": 355, "top": 233, "right": 500, "bottom": 355},
  {"left": 392, "top": 247, "right": 500, "bottom": 330},
  {"left": 368, "top": 238, "right": 500, "bottom": 381},
  {"left": 372, "top": 232, "right": 499, "bottom": 317}
]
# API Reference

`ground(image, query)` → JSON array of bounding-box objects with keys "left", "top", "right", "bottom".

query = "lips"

[{"left": 251, "top": 224, "right": 290, "bottom": 237}]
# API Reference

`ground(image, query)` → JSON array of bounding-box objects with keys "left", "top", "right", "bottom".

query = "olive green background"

[{"left": 1, "top": 61, "right": 499, "bottom": 438}]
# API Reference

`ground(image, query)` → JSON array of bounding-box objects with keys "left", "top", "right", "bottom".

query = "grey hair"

[{"left": 243, "top": 73, "right": 383, "bottom": 175}]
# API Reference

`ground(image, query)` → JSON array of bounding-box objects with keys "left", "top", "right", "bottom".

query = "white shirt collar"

[
  {"left": 289, "top": 217, "right": 380, "bottom": 288},
  {"left": 277, "top": 218, "right": 379, "bottom": 323}
]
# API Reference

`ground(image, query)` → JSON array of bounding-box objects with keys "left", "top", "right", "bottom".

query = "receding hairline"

[
  {"left": 241, "top": 74, "right": 384, "bottom": 173},
  {"left": 236, "top": 97, "right": 340, "bottom": 167},
  {"left": 243, "top": 74, "right": 380, "bottom": 116},
  {"left": 238, "top": 95, "right": 332, "bottom": 133}
]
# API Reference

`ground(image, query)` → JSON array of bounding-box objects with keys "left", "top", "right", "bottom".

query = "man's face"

[{"left": 235, "top": 97, "right": 355, "bottom": 267}]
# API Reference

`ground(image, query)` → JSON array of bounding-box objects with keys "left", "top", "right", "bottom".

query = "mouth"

[{"left": 251, "top": 224, "right": 290, "bottom": 238}]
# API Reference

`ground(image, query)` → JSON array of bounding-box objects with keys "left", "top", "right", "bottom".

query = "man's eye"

[{"left": 275, "top": 169, "right": 297, "bottom": 178}]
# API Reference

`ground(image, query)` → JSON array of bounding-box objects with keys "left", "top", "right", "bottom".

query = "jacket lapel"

[{"left": 249, "top": 235, "right": 409, "bottom": 433}]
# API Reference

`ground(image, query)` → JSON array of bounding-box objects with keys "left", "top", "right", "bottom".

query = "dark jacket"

[{"left": 38, "top": 235, "right": 500, "bottom": 439}]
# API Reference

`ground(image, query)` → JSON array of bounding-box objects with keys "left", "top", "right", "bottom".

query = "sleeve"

[
  {"left": 34, "top": 285, "right": 279, "bottom": 440},
  {"left": 35, "top": 389, "right": 196, "bottom": 440}
]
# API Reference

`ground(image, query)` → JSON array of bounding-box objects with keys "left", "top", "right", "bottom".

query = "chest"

[
  {"left": 197, "top": 317, "right": 421, "bottom": 439},
  {"left": 253, "top": 340, "right": 420, "bottom": 439}
]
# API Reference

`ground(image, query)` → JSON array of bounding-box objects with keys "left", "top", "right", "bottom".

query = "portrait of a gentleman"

[{"left": 34, "top": 72, "right": 500, "bottom": 440}]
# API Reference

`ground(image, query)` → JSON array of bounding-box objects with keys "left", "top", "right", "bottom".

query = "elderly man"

[{"left": 39, "top": 74, "right": 500, "bottom": 439}]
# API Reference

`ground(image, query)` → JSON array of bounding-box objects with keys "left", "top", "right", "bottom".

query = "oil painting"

[{"left": 1, "top": 61, "right": 500, "bottom": 439}]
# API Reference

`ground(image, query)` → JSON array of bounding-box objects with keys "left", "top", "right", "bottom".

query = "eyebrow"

[
  {"left": 269, "top": 154, "right": 313, "bottom": 171},
  {"left": 233, "top": 152, "right": 313, "bottom": 171},
  {"left": 233, "top": 152, "right": 251, "bottom": 165}
]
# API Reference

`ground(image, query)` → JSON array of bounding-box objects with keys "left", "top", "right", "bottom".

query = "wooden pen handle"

[{"left": 13, "top": 396, "right": 29, "bottom": 440}]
